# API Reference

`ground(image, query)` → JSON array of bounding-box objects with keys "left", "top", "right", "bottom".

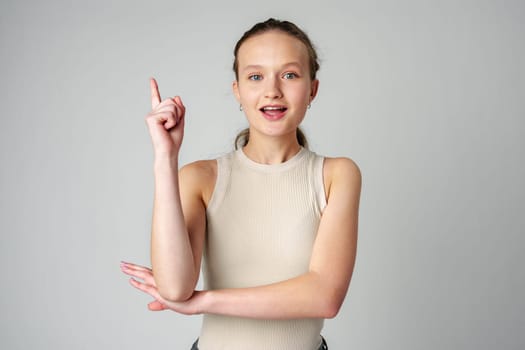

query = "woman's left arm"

[{"left": 124, "top": 157, "right": 361, "bottom": 319}]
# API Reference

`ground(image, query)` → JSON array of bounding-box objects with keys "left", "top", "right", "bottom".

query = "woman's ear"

[
  {"left": 232, "top": 80, "right": 241, "bottom": 103},
  {"left": 309, "top": 79, "right": 319, "bottom": 103}
]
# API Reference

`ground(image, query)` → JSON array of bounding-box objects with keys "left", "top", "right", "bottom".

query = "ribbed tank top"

[{"left": 199, "top": 147, "right": 327, "bottom": 350}]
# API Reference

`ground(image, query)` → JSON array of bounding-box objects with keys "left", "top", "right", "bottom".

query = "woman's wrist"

[
  {"left": 196, "top": 290, "right": 213, "bottom": 315},
  {"left": 153, "top": 153, "right": 179, "bottom": 171}
]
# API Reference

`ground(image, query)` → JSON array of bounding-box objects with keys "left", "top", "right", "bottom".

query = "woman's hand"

[
  {"left": 145, "top": 78, "right": 186, "bottom": 157},
  {"left": 120, "top": 261, "right": 204, "bottom": 315}
]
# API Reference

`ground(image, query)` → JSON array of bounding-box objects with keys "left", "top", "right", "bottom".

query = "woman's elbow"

[
  {"left": 325, "top": 302, "right": 343, "bottom": 319},
  {"left": 319, "top": 298, "right": 343, "bottom": 319},
  {"left": 311, "top": 274, "right": 347, "bottom": 318},
  {"left": 157, "top": 285, "right": 194, "bottom": 302},
  {"left": 318, "top": 288, "right": 346, "bottom": 319}
]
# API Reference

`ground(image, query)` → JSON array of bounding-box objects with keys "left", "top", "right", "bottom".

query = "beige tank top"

[{"left": 200, "top": 147, "right": 327, "bottom": 350}]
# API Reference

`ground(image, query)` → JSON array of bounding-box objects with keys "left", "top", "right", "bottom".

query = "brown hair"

[
  {"left": 234, "top": 128, "right": 309, "bottom": 150},
  {"left": 233, "top": 18, "right": 319, "bottom": 150}
]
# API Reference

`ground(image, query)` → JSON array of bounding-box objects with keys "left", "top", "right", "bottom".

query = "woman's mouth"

[{"left": 259, "top": 106, "right": 287, "bottom": 120}]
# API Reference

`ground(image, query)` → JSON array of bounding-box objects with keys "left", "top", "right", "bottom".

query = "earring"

[
  {"left": 307, "top": 103, "right": 311, "bottom": 109},
  {"left": 239, "top": 104, "right": 243, "bottom": 111}
]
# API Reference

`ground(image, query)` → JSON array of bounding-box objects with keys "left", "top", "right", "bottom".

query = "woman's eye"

[
  {"left": 249, "top": 74, "right": 262, "bottom": 81},
  {"left": 283, "top": 72, "right": 297, "bottom": 79}
]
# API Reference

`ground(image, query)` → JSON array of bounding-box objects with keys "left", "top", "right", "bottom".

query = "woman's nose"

[{"left": 264, "top": 77, "right": 283, "bottom": 99}]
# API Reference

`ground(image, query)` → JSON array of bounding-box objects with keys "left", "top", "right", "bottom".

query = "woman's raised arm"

[{"left": 123, "top": 78, "right": 208, "bottom": 302}]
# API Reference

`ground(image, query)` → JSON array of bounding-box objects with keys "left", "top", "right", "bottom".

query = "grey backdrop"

[{"left": 1, "top": 0, "right": 524, "bottom": 349}]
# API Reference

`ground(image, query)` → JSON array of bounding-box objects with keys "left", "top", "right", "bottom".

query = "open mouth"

[
  {"left": 258, "top": 105, "right": 288, "bottom": 120},
  {"left": 260, "top": 106, "right": 287, "bottom": 113}
]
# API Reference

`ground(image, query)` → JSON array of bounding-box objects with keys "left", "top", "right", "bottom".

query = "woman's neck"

[{"left": 242, "top": 132, "right": 302, "bottom": 165}]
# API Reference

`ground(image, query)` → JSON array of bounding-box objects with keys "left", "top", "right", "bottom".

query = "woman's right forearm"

[{"left": 150, "top": 155, "right": 197, "bottom": 301}]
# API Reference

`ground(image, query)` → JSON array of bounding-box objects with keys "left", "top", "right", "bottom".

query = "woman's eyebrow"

[
  {"left": 241, "top": 64, "right": 263, "bottom": 72},
  {"left": 281, "top": 62, "right": 302, "bottom": 69}
]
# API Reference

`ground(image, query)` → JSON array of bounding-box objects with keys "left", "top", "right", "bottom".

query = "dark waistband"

[{"left": 190, "top": 335, "right": 328, "bottom": 350}]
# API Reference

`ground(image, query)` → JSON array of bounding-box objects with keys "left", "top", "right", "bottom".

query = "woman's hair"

[
  {"left": 233, "top": 18, "right": 319, "bottom": 150},
  {"left": 234, "top": 127, "right": 309, "bottom": 150}
]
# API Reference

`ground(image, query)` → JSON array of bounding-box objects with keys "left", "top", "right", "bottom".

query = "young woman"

[{"left": 120, "top": 18, "right": 361, "bottom": 350}]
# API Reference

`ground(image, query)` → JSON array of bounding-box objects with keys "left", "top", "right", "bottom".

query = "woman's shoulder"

[
  {"left": 321, "top": 156, "right": 361, "bottom": 199},
  {"left": 179, "top": 159, "right": 218, "bottom": 204},
  {"left": 323, "top": 156, "right": 360, "bottom": 174},
  {"left": 180, "top": 159, "right": 218, "bottom": 178}
]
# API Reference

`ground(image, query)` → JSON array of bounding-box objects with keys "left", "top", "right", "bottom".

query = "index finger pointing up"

[{"left": 150, "top": 77, "right": 161, "bottom": 109}]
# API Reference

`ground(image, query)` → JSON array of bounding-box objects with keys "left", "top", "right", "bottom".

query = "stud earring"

[
  {"left": 239, "top": 104, "right": 243, "bottom": 111},
  {"left": 307, "top": 103, "right": 311, "bottom": 109}
]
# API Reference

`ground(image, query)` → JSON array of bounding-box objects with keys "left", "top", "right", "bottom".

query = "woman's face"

[{"left": 233, "top": 30, "right": 318, "bottom": 142}]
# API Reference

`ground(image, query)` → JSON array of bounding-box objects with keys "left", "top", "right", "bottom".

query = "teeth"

[{"left": 262, "top": 106, "right": 285, "bottom": 111}]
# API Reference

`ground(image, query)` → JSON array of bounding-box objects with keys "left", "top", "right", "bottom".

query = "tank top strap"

[
  {"left": 311, "top": 153, "right": 327, "bottom": 213},
  {"left": 206, "top": 152, "right": 233, "bottom": 215}
]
